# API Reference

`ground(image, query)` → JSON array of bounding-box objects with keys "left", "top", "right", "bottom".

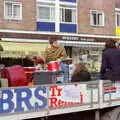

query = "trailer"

[
  {"left": 0, "top": 31, "right": 120, "bottom": 120},
  {"left": 0, "top": 80, "right": 120, "bottom": 120}
]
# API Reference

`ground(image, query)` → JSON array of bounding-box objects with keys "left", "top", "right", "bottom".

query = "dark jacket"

[
  {"left": 100, "top": 48, "right": 120, "bottom": 80},
  {"left": 71, "top": 71, "right": 91, "bottom": 82}
]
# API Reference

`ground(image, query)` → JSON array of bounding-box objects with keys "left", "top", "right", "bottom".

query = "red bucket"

[{"left": 47, "top": 61, "right": 60, "bottom": 71}]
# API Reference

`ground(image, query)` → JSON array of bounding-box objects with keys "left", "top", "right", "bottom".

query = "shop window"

[
  {"left": 90, "top": 10, "right": 104, "bottom": 26},
  {"left": 60, "top": 5, "right": 76, "bottom": 23},
  {"left": 4, "top": 1, "right": 22, "bottom": 20},
  {"left": 37, "top": 2, "right": 55, "bottom": 22},
  {"left": 116, "top": 11, "right": 120, "bottom": 27}
]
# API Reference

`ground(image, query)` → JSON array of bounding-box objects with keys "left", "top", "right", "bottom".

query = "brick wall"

[
  {"left": 78, "top": 0, "right": 116, "bottom": 35},
  {"left": 0, "top": 0, "right": 36, "bottom": 31},
  {"left": 0, "top": 0, "right": 117, "bottom": 34},
  {"left": 116, "top": 0, "right": 120, "bottom": 8}
]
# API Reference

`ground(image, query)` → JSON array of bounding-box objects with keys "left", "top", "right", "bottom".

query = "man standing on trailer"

[
  {"left": 44, "top": 37, "right": 67, "bottom": 63},
  {"left": 44, "top": 37, "right": 68, "bottom": 83},
  {"left": 100, "top": 40, "right": 120, "bottom": 81}
]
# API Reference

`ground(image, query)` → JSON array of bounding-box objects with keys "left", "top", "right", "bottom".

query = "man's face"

[{"left": 50, "top": 40, "right": 57, "bottom": 47}]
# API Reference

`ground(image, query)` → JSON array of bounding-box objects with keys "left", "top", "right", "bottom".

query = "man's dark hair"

[
  {"left": 105, "top": 39, "right": 116, "bottom": 49},
  {"left": 49, "top": 37, "right": 57, "bottom": 44}
]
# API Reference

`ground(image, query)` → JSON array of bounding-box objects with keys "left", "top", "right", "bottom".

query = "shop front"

[
  {"left": 60, "top": 40, "right": 105, "bottom": 80},
  {"left": 0, "top": 41, "right": 48, "bottom": 67}
]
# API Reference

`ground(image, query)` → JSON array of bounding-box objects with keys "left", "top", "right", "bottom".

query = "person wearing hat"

[{"left": 44, "top": 38, "right": 67, "bottom": 63}]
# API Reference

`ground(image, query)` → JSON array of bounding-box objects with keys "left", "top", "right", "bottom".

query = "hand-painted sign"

[
  {"left": 48, "top": 85, "right": 84, "bottom": 108},
  {"left": 48, "top": 83, "right": 99, "bottom": 109},
  {"left": 0, "top": 86, "right": 47, "bottom": 114}
]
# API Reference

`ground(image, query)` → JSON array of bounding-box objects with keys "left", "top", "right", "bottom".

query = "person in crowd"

[
  {"left": 44, "top": 38, "right": 67, "bottom": 63},
  {"left": 44, "top": 37, "right": 69, "bottom": 83},
  {"left": 71, "top": 63, "right": 91, "bottom": 82},
  {"left": 100, "top": 39, "right": 120, "bottom": 81},
  {"left": 25, "top": 55, "right": 44, "bottom": 69}
]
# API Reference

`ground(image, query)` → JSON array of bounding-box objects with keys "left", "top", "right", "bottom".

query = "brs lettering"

[{"left": 0, "top": 87, "right": 47, "bottom": 114}]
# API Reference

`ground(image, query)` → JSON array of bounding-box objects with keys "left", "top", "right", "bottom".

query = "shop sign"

[
  {"left": 62, "top": 36, "right": 79, "bottom": 41},
  {"left": 48, "top": 85, "right": 84, "bottom": 108},
  {"left": 62, "top": 36, "right": 95, "bottom": 42},
  {"left": 0, "top": 86, "right": 47, "bottom": 114}
]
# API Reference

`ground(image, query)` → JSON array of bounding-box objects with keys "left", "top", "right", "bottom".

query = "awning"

[
  {"left": 59, "top": 41, "right": 105, "bottom": 48},
  {"left": 0, "top": 42, "right": 48, "bottom": 58},
  {"left": 0, "top": 44, "right": 3, "bottom": 51}
]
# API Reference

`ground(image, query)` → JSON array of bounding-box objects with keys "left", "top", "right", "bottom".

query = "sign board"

[
  {"left": 0, "top": 86, "right": 47, "bottom": 114},
  {"left": 48, "top": 84, "right": 99, "bottom": 109}
]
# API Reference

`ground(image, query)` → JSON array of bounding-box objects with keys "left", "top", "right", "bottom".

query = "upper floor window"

[
  {"left": 116, "top": 11, "right": 120, "bottom": 27},
  {"left": 60, "top": 5, "right": 76, "bottom": 23},
  {"left": 4, "top": 1, "right": 22, "bottom": 20},
  {"left": 90, "top": 10, "right": 104, "bottom": 26},
  {"left": 37, "top": 2, "right": 55, "bottom": 22}
]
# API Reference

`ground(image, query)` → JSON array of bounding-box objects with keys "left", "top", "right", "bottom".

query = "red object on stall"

[
  {"left": 47, "top": 61, "right": 60, "bottom": 71},
  {"left": 28, "top": 81, "right": 34, "bottom": 86},
  {"left": 23, "top": 67, "right": 37, "bottom": 72},
  {"left": 23, "top": 67, "right": 39, "bottom": 85},
  {"left": 4, "top": 65, "right": 27, "bottom": 87}
]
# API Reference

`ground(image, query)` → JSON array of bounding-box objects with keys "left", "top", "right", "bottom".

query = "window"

[
  {"left": 90, "top": 10, "right": 104, "bottom": 26},
  {"left": 116, "top": 11, "right": 120, "bottom": 27},
  {"left": 4, "top": 1, "right": 22, "bottom": 20},
  {"left": 60, "top": 5, "right": 76, "bottom": 23},
  {"left": 37, "top": 3, "right": 55, "bottom": 22}
]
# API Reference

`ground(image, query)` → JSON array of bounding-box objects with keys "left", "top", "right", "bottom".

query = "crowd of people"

[{"left": 26, "top": 37, "right": 120, "bottom": 83}]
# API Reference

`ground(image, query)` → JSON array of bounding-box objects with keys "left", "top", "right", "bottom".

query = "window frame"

[
  {"left": 90, "top": 10, "right": 104, "bottom": 27},
  {"left": 37, "top": 3, "right": 55, "bottom": 22},
  {"left": 60, "top": 5, "right": 76, "bottom": 24},
  {"left": 116, "top": 11, "right": 120, "bottom": 28},
  {"left": 4, "top": 0, "right": 22, "bottom": 20}
]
